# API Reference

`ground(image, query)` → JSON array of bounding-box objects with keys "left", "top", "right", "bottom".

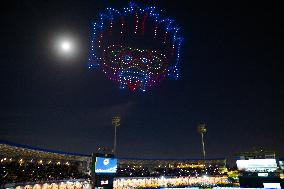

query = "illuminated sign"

[
  {"left": 95, "top": 157, "right": 117, "bottom": 173},
  {"left": 236, "top": 159, "right": 278, "bottom": 172},
  {"left": 101, "top": 180, "right": 109, "bottom": 185},
  {"left": 263, "top": 183, "right": 281, "bottom": 188},
  {"left": 257, "top": 172, "right": 268, "bottom": 177}
]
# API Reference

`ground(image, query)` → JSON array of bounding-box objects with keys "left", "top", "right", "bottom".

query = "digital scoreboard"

[
  {"left": 91, "top": 154, "right": 117, "bottom": 189},
  {"left": 94, "top": 157, "right": 117, "bottom": 173}
]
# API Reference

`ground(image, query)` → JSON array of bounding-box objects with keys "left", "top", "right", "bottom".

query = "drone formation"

[{"left": 88, "top": 2, "right": 183, "bottom": 91}]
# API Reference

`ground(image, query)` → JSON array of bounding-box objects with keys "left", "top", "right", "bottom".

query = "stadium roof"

[
  {"left": 0, "top": 140, "right": 226, "bottom": 163},
  {"left": 0, "top": 140, "right": 91, "bottom": 162}
]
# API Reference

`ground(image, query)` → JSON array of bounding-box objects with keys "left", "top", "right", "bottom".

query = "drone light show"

[{"left": 88, "top": 2, "right": 183, "bottom": 91}]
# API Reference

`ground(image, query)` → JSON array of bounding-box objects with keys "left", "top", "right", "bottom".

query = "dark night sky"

[{"left": 0, "top": 1, "right": 283, "bottom": 162}]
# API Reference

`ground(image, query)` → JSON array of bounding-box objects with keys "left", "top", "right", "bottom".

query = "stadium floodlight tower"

[
  {"left": 112, "top": 116, "right": 121, "bottom": 155},
  {"left": 197, "top": 123, "right": 207, "bottom": 160}
]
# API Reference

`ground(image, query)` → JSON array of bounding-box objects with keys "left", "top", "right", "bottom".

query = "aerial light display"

[{"left": 88, "top": 2, "right": 183, "bottom": 91}]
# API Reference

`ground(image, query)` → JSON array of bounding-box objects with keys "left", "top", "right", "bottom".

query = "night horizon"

[{"left": 1, "top": 0, "right": 283, "bottom": 164}]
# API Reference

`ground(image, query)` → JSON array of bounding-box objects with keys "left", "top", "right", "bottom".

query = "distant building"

[
  {"left": 234, "top": 150, "right": 283, "bottom": 188},
  {"left": 279, "top": 158, "right": 284, "bottom": 170},
  {"left": 116, "top": 157, "right": 228, "bottom": 178},
  {"left": 235, "top": 150, "right": 276, "bottom": 160},
  {"left": 279, "top": 158, "right": 284, "bottom": 180},
  {"left": 118, "top": 157, "right": 226, "bottom": 170}
]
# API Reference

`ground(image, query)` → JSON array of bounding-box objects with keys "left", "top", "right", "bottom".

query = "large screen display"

[
  {"left": 95, "top": 157, "right": 117, "bottom": 173},
  {"left": 236, "top": 159, "right": 278, "bottom": 172}
]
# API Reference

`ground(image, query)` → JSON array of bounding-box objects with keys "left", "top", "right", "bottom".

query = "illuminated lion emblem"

[{"left": 103, "top": 158, "right": 109, "bottom": 165}]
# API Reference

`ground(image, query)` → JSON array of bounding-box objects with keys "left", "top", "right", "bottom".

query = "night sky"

[{"left": 1, "top": 1, "right": 283, "bottom": 162}]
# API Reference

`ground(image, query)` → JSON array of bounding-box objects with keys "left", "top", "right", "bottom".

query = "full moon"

[
  {"left": 61, "top": 41, "right": 71, "bottom": 51},
  {"left": 59, "top": 39, "right": 73, "bottom": 53},
  {"left": 51, "top": 34, "right": 79, "bottom": 60}
]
